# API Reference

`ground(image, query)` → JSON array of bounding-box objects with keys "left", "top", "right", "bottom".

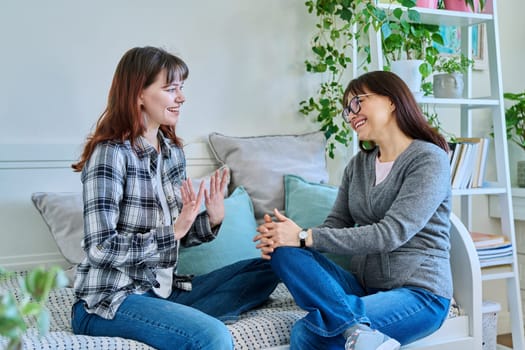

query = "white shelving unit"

[{"left": 365, "top": 1, "right": 525, "bottom": 348}]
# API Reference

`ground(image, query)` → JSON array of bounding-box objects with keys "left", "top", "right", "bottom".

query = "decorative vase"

[
  {"left": 444, "top": 0, "right": 477, "bottom": 12},
  {"left": 416, "top": 0, "right": 439, "bottom": 8},
  {"left": 433, "top": 73, "right": 464, "bottom": 98},
  {"left": 482, "top": 0, "right": 493, "bottom": 13},
  {"left": 518, "top": 161, "right": 525, "bottom": 188},
  {"left": 391, "top": 60, "right": 424, "bottom": 97}
]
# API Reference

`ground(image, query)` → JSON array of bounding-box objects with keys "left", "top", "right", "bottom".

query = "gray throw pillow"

[
  {"left": 31, "top": 192, "right": 85, "bottom": 266},
  {"left": 208, "top": 132, "right": 329, "bottom": 219}
]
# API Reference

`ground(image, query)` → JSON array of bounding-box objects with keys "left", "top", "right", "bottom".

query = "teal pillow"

[
  {"left": 178, "top": 186, "right": 260, "bottom": 275},
  {"left": 284, "top": 174, "right": 351, "bottom": 270},
  {"left": 284, "top": 174, "right": 338, "bottom": 228}
]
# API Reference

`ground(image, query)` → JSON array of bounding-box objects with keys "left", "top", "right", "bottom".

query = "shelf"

[
  {"left": 489, "top": 188, "right": 525, "bottom": 221},
  {"left": 452, "top": 183, "right": 507, "bottom": 196},
  {"left": 482, "top": 264, "right": 515, "bottom": 281},
  {"left": 376, "top": 3, "right": 493, "bottom": 26},
  {"left": 417, "top": 96, "right": 500, "bottom": 107}
]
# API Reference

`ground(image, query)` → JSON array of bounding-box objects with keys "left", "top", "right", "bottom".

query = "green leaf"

[
  {"left": 21, "top": 302, "right": 41, "bottom": 316},
  {"left": 407, "top": 9, "right": 420, "bottom": 23},
  {"left": 37, "top": 308, "right": 50, "bottom": 336}
]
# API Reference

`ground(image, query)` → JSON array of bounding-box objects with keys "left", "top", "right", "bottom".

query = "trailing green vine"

[
  {"left": 300, "top": 0, "right": 449, "bottom": 157},
  {"left": 299, "top": 0, "right": 377, "bottom": 158}
]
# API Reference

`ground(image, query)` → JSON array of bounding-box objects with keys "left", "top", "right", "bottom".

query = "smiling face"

[
  {"left": 345, "top": 91, "right": 396, "bottom": 142},
  {"left": 139, "top": 69, "right": 185, "bottom": 130}
]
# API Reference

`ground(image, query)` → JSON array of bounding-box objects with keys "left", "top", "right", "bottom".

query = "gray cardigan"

[{"left": 312, "top": 140, "right": 453, "bottom": 299}]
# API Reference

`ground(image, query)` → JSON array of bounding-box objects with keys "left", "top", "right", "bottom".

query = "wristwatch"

[{"left": 298, "top": 229, "right": 308, "bottom": 248}]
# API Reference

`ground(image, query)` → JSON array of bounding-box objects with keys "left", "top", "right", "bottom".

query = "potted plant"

[
  {"left": 300, "top": 0, "right": 446, "bottom": 156},
  {"left": 503, "top": 91, "right": 525, "bottom": 187},
  {"left": 0, "top": 266, "right": 67, "bottom": 350},
  {"left": 443, "top": 0, "right": 486, "bottom": 12},
  {"left": 380, "top": 1, "right": 443, "bottom": 95},
  {"left": 432, "top": 54, "right": 474, "bottom": 98}
]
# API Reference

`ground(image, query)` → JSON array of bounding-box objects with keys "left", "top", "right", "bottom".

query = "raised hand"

[
  {"left": 204, "top": 168, "right": 229, "bottom": 227},
  {"left": 174, "top": 178, "right": 205, "bottom": 240}
]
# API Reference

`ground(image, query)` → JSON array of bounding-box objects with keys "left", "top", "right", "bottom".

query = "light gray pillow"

[
  {"left": 31, "top": 192, "right": 85, "bottom": 266},
  {"left": 31, "top": 192, "right": 84, "bottom": 286},
  {"left": 208, "top": 132, "right": 329, "bottom": 219}
]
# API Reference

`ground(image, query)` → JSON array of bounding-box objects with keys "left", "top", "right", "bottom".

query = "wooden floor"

[{"left": 498, "top": 333, "right": 513, "bottom": 348}]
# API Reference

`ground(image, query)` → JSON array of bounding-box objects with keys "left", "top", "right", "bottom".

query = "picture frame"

[
  {"left": 435, "top": 24, "right": 487, "bottom": 71},
  {"left": 472, "top": 24, "right": 488, "bottom": 70}
]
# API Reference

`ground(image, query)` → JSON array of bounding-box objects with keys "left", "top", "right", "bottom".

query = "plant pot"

[
  {"left": 482, "top": 0, "right": 493, "bottom": 13},
  {"left": 391, "top": 60, "right": 424, "bottom": 96},
  {"left": 433, "top": 73, "right": 464, "bottom": 98},
  {"left": 518, "top": 161, "right": 525, "bottom": 188},
  {"left": 444, "top": 0, "right": 478, "bottom": 12},
  {"left": 416, "top": 0, "right": 439, "bottom": 8}
]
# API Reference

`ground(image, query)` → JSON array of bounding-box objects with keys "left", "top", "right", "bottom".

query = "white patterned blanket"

[
  {"left": 0, "top": 272, "right": 460, "bottom": 350},
  {"left": 0, "top": 272, "right": 306, "bottom": 350}
]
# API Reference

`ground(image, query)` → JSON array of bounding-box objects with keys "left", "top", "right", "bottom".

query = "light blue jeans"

[
  {"left": 270, "top": 247, "right": 450, "bottom": 350},
  {"left": 71, "top": 258, "right": 279, "bottom": 350}
]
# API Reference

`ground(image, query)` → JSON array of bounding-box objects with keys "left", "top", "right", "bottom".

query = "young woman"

[
  {"left": 254, "top": 70, "right": 452, "bottom": 350},
  {"left": 71, "top": 46, "right": 279, "bottom": 350}
]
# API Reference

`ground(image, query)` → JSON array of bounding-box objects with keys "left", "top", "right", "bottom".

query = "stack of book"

[
  {"left": 470, "top": 232, "right": 513, "bottom": 268},
  {"left": 449, "top": 137, "right": 490, "bottom": 189}
]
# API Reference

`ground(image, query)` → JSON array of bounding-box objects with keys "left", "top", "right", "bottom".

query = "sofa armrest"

[{"left": 449, "top": 212, "right": 482, "bottom": 349}]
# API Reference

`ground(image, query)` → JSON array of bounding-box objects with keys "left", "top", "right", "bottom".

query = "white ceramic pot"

[
  {"left": 416, "top": 0, "right": 439, "bottom": 8},
  {"left": 433, "top": 73, "right": 464, "bottom": 98},
  {"left": 390, "top": 60, "right": 424, "bottom": 96}
]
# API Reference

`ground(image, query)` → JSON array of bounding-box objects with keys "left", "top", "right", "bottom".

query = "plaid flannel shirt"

[{"left": 73, "top": 134, "right": 216, "bottom": 319}]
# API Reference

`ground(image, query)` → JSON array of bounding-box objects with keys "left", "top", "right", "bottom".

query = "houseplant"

[
  {"left": 299, "top": 0, "right": 376, "bottom": 158},
  {"left": 0, "top": 266, "right": 67, "bottom": 350},
  {"left": 300, "top": 0, "right": 443, "bottom": 156},
  {"left": 503, "top": 91, "right": 525, "bottom": 187},
  {"left": 380, "top": 1, "right": 444, "bottom": 94},
  {"left": 432, "top": 54, "right": 474, "bottom": 98}
]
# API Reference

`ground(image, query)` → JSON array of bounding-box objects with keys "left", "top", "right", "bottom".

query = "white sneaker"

[{"left": 344, "top": 324, "right": 401, "bottom": 350}]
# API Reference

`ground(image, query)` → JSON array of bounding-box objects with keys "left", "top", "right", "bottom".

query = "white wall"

[{"left": 0, "top": 0, "right": 323, "bottom": 145}]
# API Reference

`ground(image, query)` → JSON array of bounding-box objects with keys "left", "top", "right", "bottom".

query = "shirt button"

[{"left": 167, "top": 196, "right": 173, "bottom": 201}]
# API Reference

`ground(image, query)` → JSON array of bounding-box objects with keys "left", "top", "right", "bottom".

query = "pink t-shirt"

[{"left": 375, "top": 156, "right": 394, "bottom": 185}]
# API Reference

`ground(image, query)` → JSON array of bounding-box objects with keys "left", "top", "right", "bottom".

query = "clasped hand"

[
  {"left": 253, "top": 209, "right": 302, "bottom": 260},
  {"left": 174, "top": 168, "right": 229, "bottom": 240}
]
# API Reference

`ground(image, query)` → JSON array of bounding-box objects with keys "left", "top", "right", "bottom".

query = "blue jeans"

[
  {"left": 71, "top": 258, "right": 279, "bottom": 350},
  {"left": 270, "top": 247, "right": 450, "bottom": 349}
]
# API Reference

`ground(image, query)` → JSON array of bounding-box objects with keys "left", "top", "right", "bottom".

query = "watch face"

[{"left": 299, "top": 230, "right": 308, "bottom": 239}]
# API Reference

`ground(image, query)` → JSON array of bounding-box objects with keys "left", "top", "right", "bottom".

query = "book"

[
  {"left": 449, "top": 142, "right": 463, "bottom": 180},
  {"left": 479, "top": 256, "right": 514, "bottom": 268},
  {"left": 452, "top": 142, "right": 474, "bottom": 189},
  {"left": 470, "top": 231, "right": 506, "bottom": 248},
  {"left": 475, "top": 137, "right": 490, "bottom": 187}
]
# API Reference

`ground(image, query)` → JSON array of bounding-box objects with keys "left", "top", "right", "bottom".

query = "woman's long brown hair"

[
  {"left": 343, "top": 70, "right": 449, "bottom": 153},
  {"left": 72, "top": 46, "right": 188, "bottom": 172}
]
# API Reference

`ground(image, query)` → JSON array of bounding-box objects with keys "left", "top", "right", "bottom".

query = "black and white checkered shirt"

[{"left": 74, "top": 134, "right": 216, "bottom": 319}]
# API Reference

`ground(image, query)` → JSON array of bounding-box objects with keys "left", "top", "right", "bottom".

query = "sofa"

[{"left": 0, "top": 132, "right": 482, "bottom": 349}]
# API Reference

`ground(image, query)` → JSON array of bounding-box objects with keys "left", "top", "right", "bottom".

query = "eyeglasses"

[{"left": 341, "top": 93, "right": 376, "bottom": 123}]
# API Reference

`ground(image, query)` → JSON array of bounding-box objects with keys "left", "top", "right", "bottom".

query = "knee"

[
  {"left": 290, "top": 320, "right": 311, "bottom": 349},
  {"left": 192, "top": 319, "right": 233, "bottom": 350},
  {"left": 270, "top": 246, "right": 296, "bottom": 266},
  {"left": 181, "top": 318, "right": 233, "bottom": 350}
]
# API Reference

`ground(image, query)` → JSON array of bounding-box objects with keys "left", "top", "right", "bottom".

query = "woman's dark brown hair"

[
  {"left": 72, "top": 46, "right": 188, "bottom": 171},
  {"left": 343, "top": 70, "right": 449, "bottom": 153}
]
